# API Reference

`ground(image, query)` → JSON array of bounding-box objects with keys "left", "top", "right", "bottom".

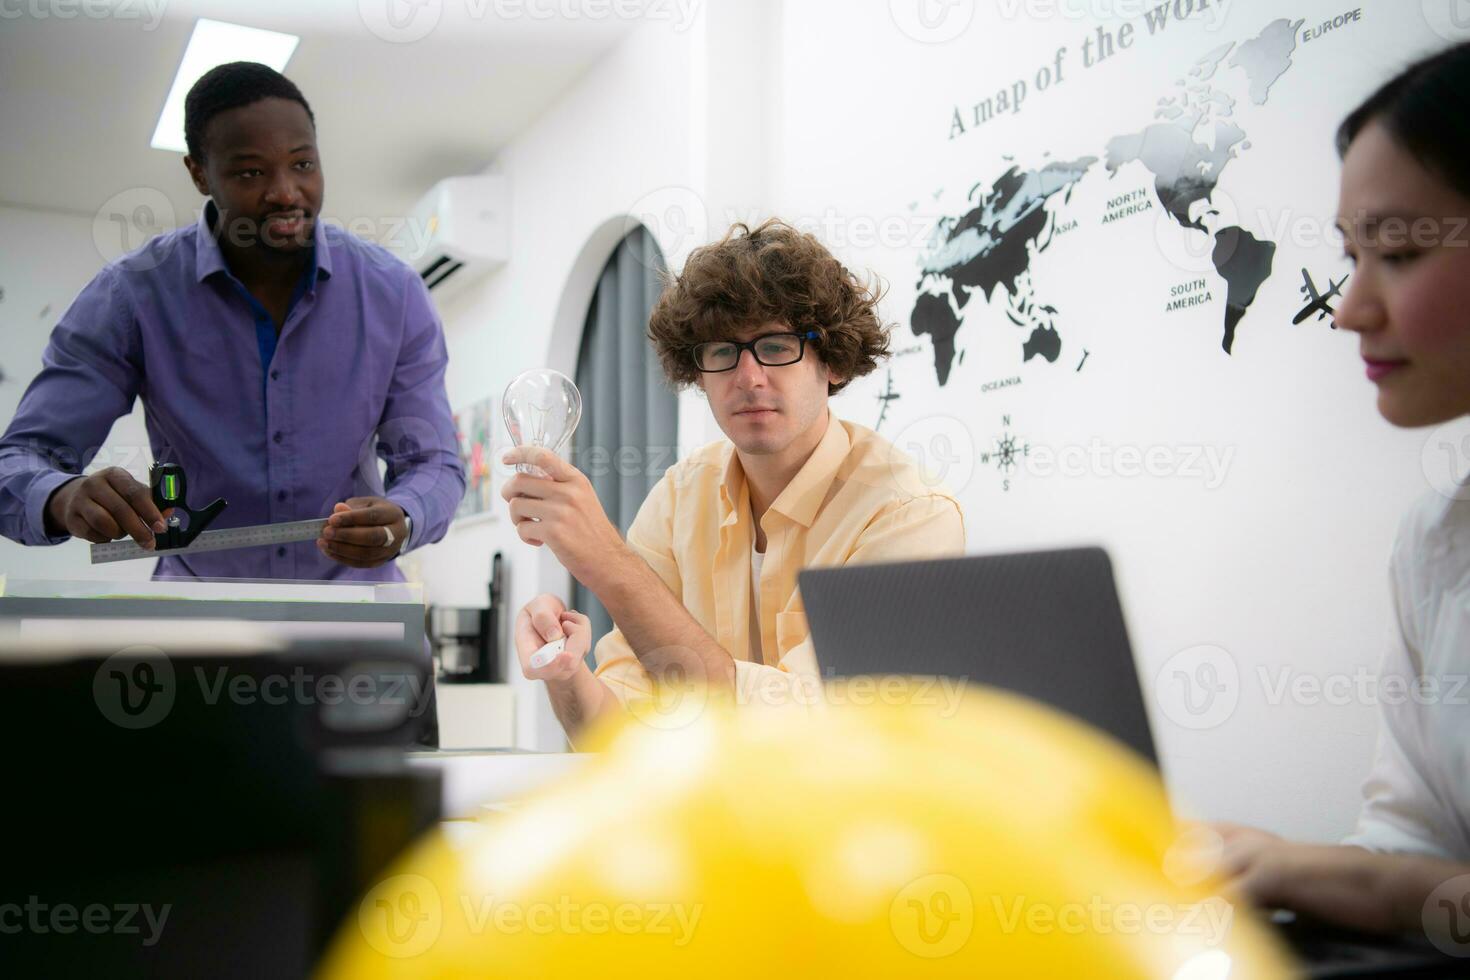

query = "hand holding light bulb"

[
  {"left": 500, "top": 369, "right": 626, "bottom": 671},
  {"left": 502, "top": 368, "right": 582, "bottom": 478}
]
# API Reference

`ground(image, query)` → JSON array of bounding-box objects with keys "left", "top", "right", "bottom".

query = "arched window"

[{"left": 571, "top": 225, "right": 678, "bottom": 648}]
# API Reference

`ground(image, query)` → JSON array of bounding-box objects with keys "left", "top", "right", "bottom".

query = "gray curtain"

[{"left": 572, "top": 227, "right": 677, "bottom": 658}]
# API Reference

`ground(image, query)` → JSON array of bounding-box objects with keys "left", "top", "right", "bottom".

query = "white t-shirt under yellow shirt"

[{"left": 750, "top": 541, "right": 765, "bottom": 662}]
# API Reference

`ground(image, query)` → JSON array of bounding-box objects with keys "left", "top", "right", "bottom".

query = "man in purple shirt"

[{"left": 0, "top": 62, "right": 464, "bottom": 582}]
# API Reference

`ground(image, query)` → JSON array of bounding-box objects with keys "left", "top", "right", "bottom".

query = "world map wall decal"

[{"left": 910, "top": 16, "right": 1308, "bottom": 387}]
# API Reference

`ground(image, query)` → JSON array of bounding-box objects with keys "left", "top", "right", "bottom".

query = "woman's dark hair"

[{"left": 1337, "top": 41, "right": 1470, "bottom": 200}]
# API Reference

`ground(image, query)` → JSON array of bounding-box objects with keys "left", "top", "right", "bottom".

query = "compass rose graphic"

[
  {"left": 978, "top": 415, "right": 1030, "bottom": 492},
  {"left": 874, "top": 369, "right": 901, "bottom": 431}
]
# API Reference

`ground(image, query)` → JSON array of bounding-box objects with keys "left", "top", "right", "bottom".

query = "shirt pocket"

[{"left": 775, "top": 610, "right": 810, "bottom": 665}]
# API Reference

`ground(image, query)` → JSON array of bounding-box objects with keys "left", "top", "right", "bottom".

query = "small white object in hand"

[{"left": 529, "top": 637, "right": 566, "bottom": 669}]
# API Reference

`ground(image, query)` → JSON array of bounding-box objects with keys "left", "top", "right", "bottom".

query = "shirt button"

[
  {"left": 277, "top": 490, "right": 287, "bottom": 502},
  {"left": 270, "top": 370, "right": 281, "bottom": 381},
  {"left": 273, "top": 431, "right": 283, "bottom": 444},
  {"left": 276, "top": 547, "right": 286, "bottom": 558}
]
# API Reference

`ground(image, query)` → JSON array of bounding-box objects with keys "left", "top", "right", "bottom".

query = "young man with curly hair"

[{"left": 500, "top": 219, "right": 966, "bottom": 741}]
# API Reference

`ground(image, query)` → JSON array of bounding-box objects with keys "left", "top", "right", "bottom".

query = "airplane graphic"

[{"left": 1293, "top": 269, "right": 1347, "bottom": 326}]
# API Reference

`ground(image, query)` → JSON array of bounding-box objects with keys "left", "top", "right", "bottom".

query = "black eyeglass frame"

[{"left": 689, "top": 331, "right": 821, "bottom": 373}]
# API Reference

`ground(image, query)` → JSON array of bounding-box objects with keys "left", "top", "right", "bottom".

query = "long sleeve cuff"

[
  {"left": 26, "top": 469, "right": 78, "bottom": 546},
  {"left": 386, "top": 491, "right": 425, "bottom": 555}
]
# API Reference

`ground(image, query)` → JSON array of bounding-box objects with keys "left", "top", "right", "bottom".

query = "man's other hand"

[
  {"left": 516, "top": 592, "right": 592, "bottom": 682},
  {"left": 318, "top": 496, "right": 407, "bottom": 568}
]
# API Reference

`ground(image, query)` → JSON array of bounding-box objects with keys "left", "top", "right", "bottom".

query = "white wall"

[
  {"left": 0, "top": 204, "right": 153, "bottom": 583},
  {"left": 762, "top": 0, "right": 1445, "bottom": 840}
]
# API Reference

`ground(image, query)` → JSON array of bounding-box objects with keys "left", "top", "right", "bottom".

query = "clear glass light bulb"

[{"left": 502, "top": 368, "right": 582, "bottom": 478}]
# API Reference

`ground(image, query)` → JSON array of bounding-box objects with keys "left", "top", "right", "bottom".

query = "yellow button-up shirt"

[{"left": 593, "top": 414, "right": 967, "bottom": 706}]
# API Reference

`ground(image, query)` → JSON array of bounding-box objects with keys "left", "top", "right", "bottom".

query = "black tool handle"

[{"left": 148, "top": 462, "right": 228, "bottom": 551}]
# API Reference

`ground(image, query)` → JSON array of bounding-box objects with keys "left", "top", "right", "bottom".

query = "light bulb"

[{"left": 502, "top": 368, "right": 582, "bottom": 478}]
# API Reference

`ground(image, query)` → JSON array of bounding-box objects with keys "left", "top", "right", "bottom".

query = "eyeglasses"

[{"left": 690, "top": 331, "right": 819, "bottom": 373}]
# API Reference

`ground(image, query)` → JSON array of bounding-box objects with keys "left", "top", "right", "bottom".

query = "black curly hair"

[{"left": 183, "top": 61, "right": 314, "bottom": 161}]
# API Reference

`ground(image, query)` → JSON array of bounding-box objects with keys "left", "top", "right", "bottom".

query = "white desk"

[
  {"left": 406, "top": 750, "right": 590, "bottom": 820},
  {"left": 432, "top": 683, "right": 516, "bottom": 749}
]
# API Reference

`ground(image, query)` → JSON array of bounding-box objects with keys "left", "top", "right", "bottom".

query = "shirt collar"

[
  {"left": 719, "top": 411, "right": 850, "bottom": 530},
  {"left": 194, "top": 200, "right": 334, "bottom": 286}
]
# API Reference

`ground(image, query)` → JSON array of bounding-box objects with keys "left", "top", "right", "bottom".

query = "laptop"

[
  {"left": 799, "top": 546, "right": 1158, "bottom": 764},
  {"left": 798, "top": 546, "right": 1463, "bottom": 979}
]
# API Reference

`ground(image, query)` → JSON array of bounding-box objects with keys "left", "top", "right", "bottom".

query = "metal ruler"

[{"left": 90, "top": 517, "right": 330, "bottom": 565}]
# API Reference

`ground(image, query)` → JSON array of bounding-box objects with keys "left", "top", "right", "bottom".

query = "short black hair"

[
  {"left": 1337, "top": 42, "right": 1470, "bottom": 201},
  {"left": 183, "top": 61, "right": 315, "bottom": 161}
]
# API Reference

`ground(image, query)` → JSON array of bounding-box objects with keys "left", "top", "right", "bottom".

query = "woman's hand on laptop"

[
  {"left": 1211, "top": 823, "right": 1294, "bottom": 903},
  {"left": 515, "top": 593, "right": 592, "bottom": 683},
  {"left": 1210, "top": 821, "right": 1465, "bottom": 936}
]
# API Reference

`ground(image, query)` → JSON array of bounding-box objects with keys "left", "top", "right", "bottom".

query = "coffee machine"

[{"left": 430, "top": 551, "right": 501, "bottom": 684}]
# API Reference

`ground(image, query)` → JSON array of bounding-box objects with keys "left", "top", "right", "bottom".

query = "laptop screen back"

[{"left": 799, "top": 547, "right": 1158, "bottom": 766}]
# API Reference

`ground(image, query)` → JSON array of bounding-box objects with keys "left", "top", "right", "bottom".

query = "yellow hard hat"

[{"left": 319, "top": 681, "right": 1293, "bottom": 978}]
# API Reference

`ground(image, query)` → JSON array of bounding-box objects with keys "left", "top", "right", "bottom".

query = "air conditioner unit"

[{"left": 396, "top": 175, "right": 510, "bottom": 301}]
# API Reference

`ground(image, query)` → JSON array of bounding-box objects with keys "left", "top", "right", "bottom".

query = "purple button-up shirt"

[{"left": 0, "top": 204, "right": 465, "bottom": 581}]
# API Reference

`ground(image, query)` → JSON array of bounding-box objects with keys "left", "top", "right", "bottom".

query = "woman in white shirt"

[{"left": 1216, "top": 42, "right": 1470, "bottom": 935}]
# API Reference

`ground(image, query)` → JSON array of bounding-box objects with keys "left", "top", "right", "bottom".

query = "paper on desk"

[
  {"left": 407, "top": 752, "right": 590, "bottom": 820},
  {"left": 0, "top": 621, "right": 288, "bottom": 662},
  {"left": 17, "top": 617, "right": 403, "bottom": 646},
  {"left": 3, "top": 578, "right": 382, "bottom": 603}
]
